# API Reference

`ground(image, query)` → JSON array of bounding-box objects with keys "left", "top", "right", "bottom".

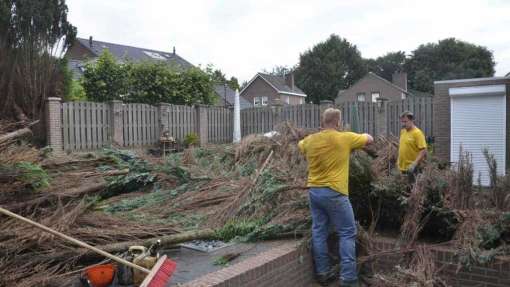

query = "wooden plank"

[
  {"left": 62, "top": 103, "right": 69, "bottom": 150},
  {"left": 97, "top": 104, "right": 104, "bottom": 147},
  {"left": 69, "top": 103, "right": 76, "bottom": 150},
  {"left": 91, "top": 103, "right": 97, "bottom": 149}
]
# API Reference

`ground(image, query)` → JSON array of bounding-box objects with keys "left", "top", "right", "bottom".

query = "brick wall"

[
  {"left": 241, "top": 77, "right": 279, "bottom": 107},
  {"left": 433, "top": 78, "right": 510, "bottom": 163},
  {"left": 335, "top": 73, "right": 405, "bottom": 104},
  {"left": 180, "top": 242, "right": 314, "bottom": 287},
  {"left": 181, "top": 237, "right": 510, "bottom": 287}
]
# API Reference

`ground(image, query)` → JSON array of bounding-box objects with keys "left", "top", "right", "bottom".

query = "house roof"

[
  {"left": 366, "top": 72, "right": 409, "bottom": 95},
  {"left": 214, "top": 84, "right": 252, "bottom": 110},
  {"left": 67, "top": 59, "right": 86, "bottom": 79},
  {"left": 337, "top": 72, "right": 432, "bottom": 98},
  {"left": 75, "top": 37, "right": 193, "bottom": 69},
  {"left": 240, "top": 73, "right": 307, "bottom": 97}
]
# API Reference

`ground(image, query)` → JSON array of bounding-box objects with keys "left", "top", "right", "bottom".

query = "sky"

[{"left": 67, "top": 0, "right": 510, "bottom": 82}]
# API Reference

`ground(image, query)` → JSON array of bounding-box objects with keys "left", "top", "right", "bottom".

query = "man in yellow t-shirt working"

[
  {"left": 298, "top": 108, "right": 373, "bottom": 287},
  {"left": 398, "top": 111, "right": 427, "bottom": 178}
]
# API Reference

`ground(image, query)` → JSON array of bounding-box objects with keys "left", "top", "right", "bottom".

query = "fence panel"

[
  {"left": 207, "top": 106, "right": 233, "bottom": 143},
  {"left": 62, "top": 102, "right": 110, "bottom": 151},
  {"left": 387, "top": 97, "right": 433, "bottom": 138},
  {"left": 122, "top": 103, "right": 159, "bottom": 147}
]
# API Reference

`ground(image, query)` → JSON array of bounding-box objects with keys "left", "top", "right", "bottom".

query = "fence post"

[
  {"left": 271, "top": 99, "right": 283, "bottom": 130},
  {"left": 109, "top": 100, "right": 124, "bottom": 146},
  {"left": 46, "top": 97, "right": 63, "bottom": 153},
  {"left": 158, "top": 102, "right": 170, "bottom": 136},
  {"left": 196, "top": 104, "right": 208, "bottom": 146},
  {"left": 375, "top": 99, "right": 388, "bottom": 136}
]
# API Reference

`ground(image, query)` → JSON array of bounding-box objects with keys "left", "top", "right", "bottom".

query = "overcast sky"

[{"left": 67, "top": 0, "right": 510, "bottom": 82}]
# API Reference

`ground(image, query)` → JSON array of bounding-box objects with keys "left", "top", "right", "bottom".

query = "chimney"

[
  {"left": 89, "top": 36, "right": 93, "bottom": 48},
  {"left": 173, "top": 46, "right": 176, "bottom": 55},
  {"left": 392, "top": 71, "right": 407, "bottom": 91},
  {"left": 285, "top": 72, "right": 295, "bottom": 91}
]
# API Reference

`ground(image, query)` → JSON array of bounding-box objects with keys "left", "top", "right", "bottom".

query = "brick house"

[
  {"left": 335, "top": 72, "right": 430, "bottom": 104},
  {"left": 434, "top": 76, "right": 510, "bottom": 185},
  {"left": 66, "top": 36, "right": 193, "bottom": 78},
  {"left": 214, "top": 84, "right": 252, "bottom": 110},
  {"left": 240, "top": 73, "right": 307, "bottom": 107}
]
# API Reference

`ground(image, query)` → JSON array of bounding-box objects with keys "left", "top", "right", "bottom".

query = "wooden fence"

[
  {"left": 54, "top": 97, "right": 433, "bottom": 152},
  {"left": 387, "top": 97, "right": 433, "bottom": 138},
  {"left": 239, "top": 98, "right": 433, "bottom": 138},
  {"left": 122, "top": 104, "right": 159, "bottom": 147},
  {"left": 58, "top": 101, "right": 231, "bottom": 151},
  {"left": 62, "top": 102, "right": 110, "bottom": 150},
  {"left": 207, "top": 107, "right": 233, "bottom": 143},
  {"left": 161, "top": 104, "right": 197, "bottom": 143}
]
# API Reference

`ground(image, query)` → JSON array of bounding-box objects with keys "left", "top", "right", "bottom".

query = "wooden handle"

[{"left": 0, "top": 206, "right": 150, "bottom": 274}]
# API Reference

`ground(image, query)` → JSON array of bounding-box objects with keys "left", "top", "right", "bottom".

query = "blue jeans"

[{"left": 309, "top": 187, "right": 357, "bottom": 282}]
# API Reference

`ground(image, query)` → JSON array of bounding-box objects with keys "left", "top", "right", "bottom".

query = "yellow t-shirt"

[
  {"left": 398, "top": 127, "right": 427, "bottom": 171},
  {"left": 298, "top": 130, "right": 368, "bottom": 195}
]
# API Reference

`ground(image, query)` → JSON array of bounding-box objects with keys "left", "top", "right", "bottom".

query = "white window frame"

[
  {"left": 401, "top": 92, "right": 406, "bottom": 100},
  {"left": 254, "top": 97, "right": 261, "bottom": 106},
  {"left": 299, "top": 98, "right": 303, "bottom": 105},
  {"left": 261, "top": 96, "right": 269, "bottom": 106},
  {"left": 371, "top": 92, "right": 380, "bottom": 103},
  {"left": 284, "top": 96, "right": 290, "bottom": 104},
  {"left": 357, "top": 93, "right": 366, "bottom": 102}
]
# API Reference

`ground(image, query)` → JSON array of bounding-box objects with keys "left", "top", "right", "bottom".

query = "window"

[
  {"left": 401, "top": 92, "right": 406, "bottom": 100},
  {"left": 299, "top": 98, "right": 304, "bottom": 105},
  {"left": 283, "top": 96, "right": 290, "bottom": 104},
  {"left": 357, "top": 93, "right": 366, "bottom": 102},
  {"left": 143, "top": 51, "right": 167, "bottom": 60},
  {"left": 254, "top": 97, "right": 261, "bottom": 106},
  {"left": 261, "top": 96, "right": 269, "bottom": 106},
  {"left": 371, "top": 92, "right": 380, "bottom": 103}
]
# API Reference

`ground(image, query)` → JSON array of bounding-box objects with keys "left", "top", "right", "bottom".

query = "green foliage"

[
  {"left": 405, "top": 38, "right": 495, "bottom": 93},
  {"left": 213, "top": 256, "right": 231, "bottom": 266},
  {"left": 66, "top": 79, "right": 87, "bottom": 101},
  {"left": 100, "top": 148, "right": 156, "bottom": 197},
  {"left": 158, "top": 160, "right": 191, "bottom": 184},
  {"left": 0, "top": 0, "right": 76, "bottom": 119},
  {"left": 15, "top": 162, "right": 50, "bottom": 190},
  {"left": 82, "top": 54, "right": 217, "bottom": 105},
  {"left": 82, "top": 50, "right": 130, "bottom": 102},
  {"left": 184, "top": 133, "right": 199, "bottom": 147},
  {"left": 294, "top": 34, "right": 367, "bottom": 103},
  {"left": 365, "top": 51, "right": 406, "bottom": 82},
  {"left": 206, "top": 65, "right": 240, "bottom": 91},
  {"left": 104, "top": 184, "right": 190, "bottom": 213},
  {"left": 215, "top": 219, "right": 264, "bottom": 241}
]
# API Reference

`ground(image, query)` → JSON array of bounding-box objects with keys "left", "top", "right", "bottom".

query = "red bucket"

[{"left": 85, "top": 263, "right": 116, "bottom": 287}]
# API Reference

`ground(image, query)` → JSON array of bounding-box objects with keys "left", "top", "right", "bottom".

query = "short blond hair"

[{"left": 322, "top": 108, "right": 342, "bottom": 127}]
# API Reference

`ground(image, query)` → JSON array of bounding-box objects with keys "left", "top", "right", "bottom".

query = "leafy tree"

[
  {"left": 82, "top": 52, "right": 217, "bottom": 105},
  {"left": 366, "top": 51, "right": 406, "bottom": 82},
  {"left": 205, "top": 65, "right": 240, "bottom": 91},
  {"left": 226, "top": 76, "right": 240, "bottom": 91},
  {"left": 81, "top": 50, "right": 130, "bottom": 102},
  {"left": 264, "top": 65, "right": 293, "bottom": 77},
  {"left": 0, "top": 0, "right": 76, "bottom": 120},
  {"left": 294, "top": 34, "right": 366, "bottom": 103},
  {"left": 405, "top": 38, "right": 495, "bottom": 93}
]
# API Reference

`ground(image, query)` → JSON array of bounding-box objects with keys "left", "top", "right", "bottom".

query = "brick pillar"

[
  {"left": 271, "top": 99, "right": 283, "bottom": 130},
  {"left": 375, "top": 99, "right": 388, "bottom": 136},
  {"left": 46, "top": 97, "right": 63, "bottom": 153},
  {"left": 158, "top": 102, "right": 170, "bottom": 136},
  {"left": 109, "top": 100, "right": 124, "bottom": 146},
  {"left": 195, "top": 105, "right": 208, "bottom": 146}
]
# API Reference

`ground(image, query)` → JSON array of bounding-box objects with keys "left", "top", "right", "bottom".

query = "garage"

[{"left": 450, "top": 85, "right": 507, "bottom": 185}]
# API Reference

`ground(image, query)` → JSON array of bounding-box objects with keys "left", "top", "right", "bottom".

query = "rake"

[{"left": 0, "top": 206, "right": 176, "bottom": 287}]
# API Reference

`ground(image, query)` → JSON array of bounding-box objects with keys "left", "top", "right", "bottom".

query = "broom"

[{"left": 0, "top": 206, "right": 176, "bottom": 287}]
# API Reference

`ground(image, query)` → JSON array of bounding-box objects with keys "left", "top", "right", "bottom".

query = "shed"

[{"left": 434, "top": 76, "right": 510, "bottom": 185}]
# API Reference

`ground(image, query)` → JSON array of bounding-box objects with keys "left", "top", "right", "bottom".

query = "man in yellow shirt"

[
  {"left": 398, "top": 111, "right": 427, "bottom": 177},
  {"left": 299, "top": 108, "right": 373, "bottom": 287}
]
